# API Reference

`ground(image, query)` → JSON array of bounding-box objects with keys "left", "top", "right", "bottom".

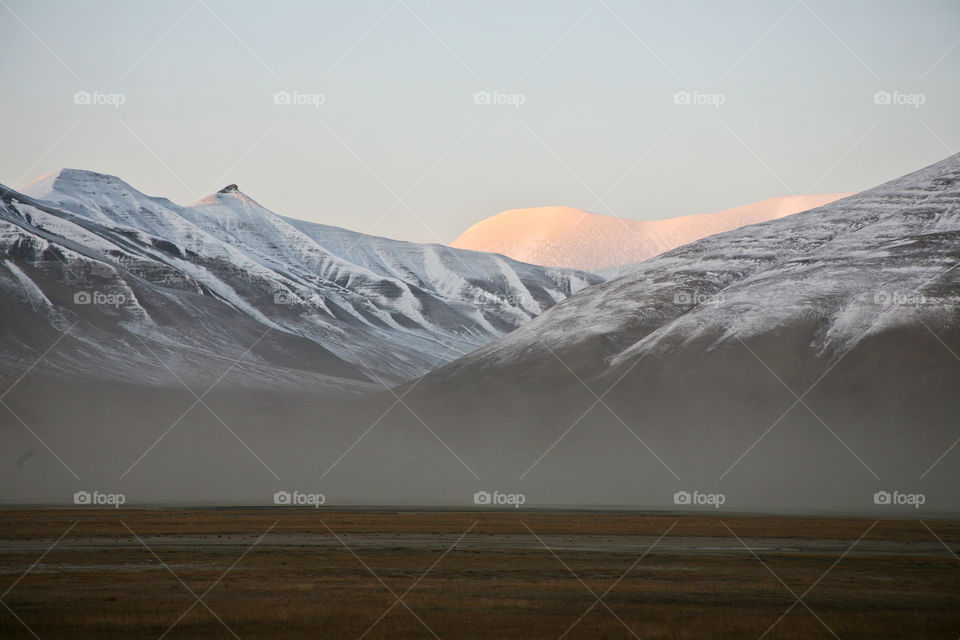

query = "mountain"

[
  {"left": 393, "top": 153, "right": 960, "bottom": 512},
  {"left": 0, "top": 169, "right": 601, "bottom": 389},
  {"left": 3, "top": 158, "right": 957, "bottom": 512},
  {"left": 449, "top": 194, "right": 853, "bottom": 271}
]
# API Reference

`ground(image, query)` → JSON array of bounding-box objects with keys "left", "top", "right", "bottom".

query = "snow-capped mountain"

[
  {"left": 392, "top": 153, "right": 960, "bottom": 511},
  {"left": 438, "top": 159, "right": 957, "bottom": 376},
  {"left": 450, "top": 194, "right": 852, "bottom": 271},
  {"left": 0, "top": 169, "right": 600, "bottom": 387},
  {"left": 2, "top": 157, "right": 957, "bottom": 511}
]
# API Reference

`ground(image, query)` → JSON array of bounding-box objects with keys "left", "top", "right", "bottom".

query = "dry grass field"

[{"left": 0, "top": 509, "right": 957, "bottom": 639}]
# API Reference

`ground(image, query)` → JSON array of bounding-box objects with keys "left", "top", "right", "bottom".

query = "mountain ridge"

[{"left": 2, "top": 168, "right": 601, "bottom": 386}]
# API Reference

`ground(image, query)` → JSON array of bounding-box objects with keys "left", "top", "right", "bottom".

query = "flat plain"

[{"left": 0, "top": 509, "right": 957, "bottom": 639}]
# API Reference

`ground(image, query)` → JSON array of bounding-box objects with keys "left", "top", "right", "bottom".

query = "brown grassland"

[{"left": 0, "top": 509, "right": 957, "bottom": 639}]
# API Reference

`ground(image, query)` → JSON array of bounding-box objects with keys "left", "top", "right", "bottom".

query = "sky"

[{"left": 1, "top": 0, "right": 958, "bottom": 244}]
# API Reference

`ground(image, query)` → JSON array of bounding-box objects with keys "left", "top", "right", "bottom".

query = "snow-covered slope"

[
  {"left": 450, "top": 194, "right": 852, "bottom": 271},
  {"left": 1, "top": 170, "right": 601, "bottom": 386},
  {"left": 391, "top": 153, "right": 960, "bottom": 511},
  {"left": 439, "top": 161, "right": 956, "bottom": 374},
  {"left": 448, "top": 162, "right": 960, "bottom": 372}
]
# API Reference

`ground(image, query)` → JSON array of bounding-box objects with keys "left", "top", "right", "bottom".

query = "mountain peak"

[
  {"left": 21, "top": 168, "right": 140, "bottom": 203},
  {"left": 192, "top": 184, "right": 268, "bottom": 214}
]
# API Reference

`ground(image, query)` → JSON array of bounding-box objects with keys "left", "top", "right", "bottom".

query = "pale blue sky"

[{"left": 2, "top": 0, "right": 958, "bottom": 243}]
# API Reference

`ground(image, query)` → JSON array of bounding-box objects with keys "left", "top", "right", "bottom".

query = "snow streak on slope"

[{"left": 450, "top": 194, "right": 852, "bottom": 271}]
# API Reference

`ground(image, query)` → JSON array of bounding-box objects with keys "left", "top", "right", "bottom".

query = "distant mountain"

[
  {"left": 450, "top": 194, "right": 852, "bottom": 271},
  {"left": 0, "top": 169, "right": 600, "bottom": 388}
]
